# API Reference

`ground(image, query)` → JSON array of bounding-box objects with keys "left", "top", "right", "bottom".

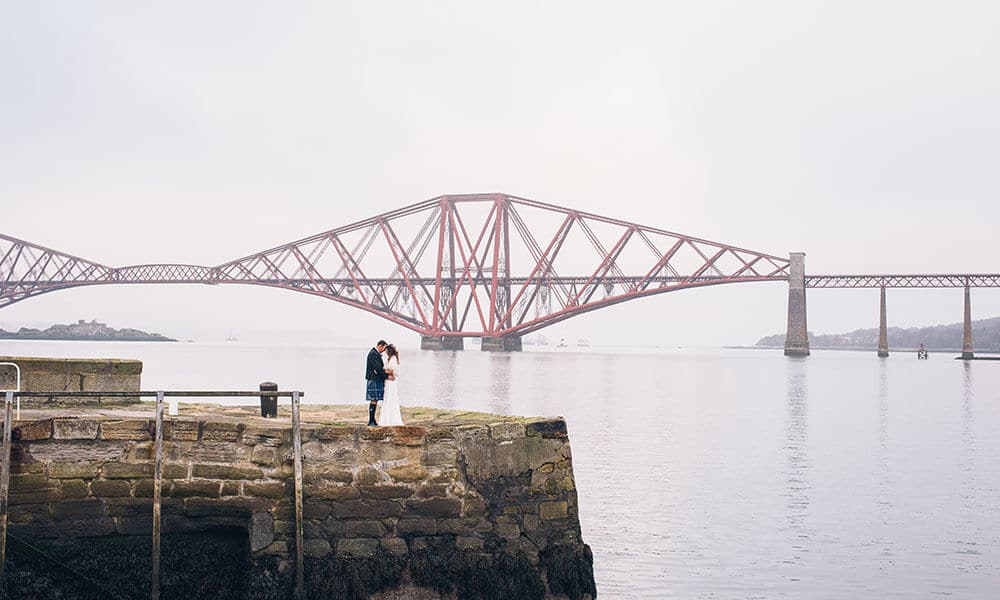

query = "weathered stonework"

[
  {"left": 2, "top": 404, "right": 596, "bottom": 600},
  {"left": 0, "top": 356, "right": 141, "bottom": 405}
]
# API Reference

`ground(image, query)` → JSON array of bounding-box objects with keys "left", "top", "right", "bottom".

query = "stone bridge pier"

[{"left": 783, "top": 252, "right": 810, "bottom": 357}]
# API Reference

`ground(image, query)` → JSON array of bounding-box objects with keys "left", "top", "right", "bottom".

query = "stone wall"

[
  {"left": 0, "top": 356, "right": 141, "bottom": 405},
  {"left": 3, "top": 405, "right": 595, "bottom": 599}
]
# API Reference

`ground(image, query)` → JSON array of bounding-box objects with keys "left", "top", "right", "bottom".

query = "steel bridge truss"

[
  {"left": 806, "top": 275, "right": 1000, "bottom": 288},
  {"left": 1, "top": 193, "right": 790, "bottom": 339}
]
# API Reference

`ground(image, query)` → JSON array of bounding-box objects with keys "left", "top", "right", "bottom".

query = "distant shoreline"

[{"left": 0, "top": 320, "right": 177, "bottom": 342}]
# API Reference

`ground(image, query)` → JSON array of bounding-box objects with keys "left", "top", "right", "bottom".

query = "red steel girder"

[{"left": 0, "top": 194, "right": 793, "bottom": 336}]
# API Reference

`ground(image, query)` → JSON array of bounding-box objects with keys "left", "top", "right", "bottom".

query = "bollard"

[{"left": 259, "top": 382, "right": 278, "bottom": 417}]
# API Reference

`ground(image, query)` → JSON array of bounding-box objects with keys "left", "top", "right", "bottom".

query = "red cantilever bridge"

[
  {"left": 3, "top": 193, "right": 998, "bottom": 353},
  {"left": 1, "top": 193, "right": 791, "bottom": 350}
]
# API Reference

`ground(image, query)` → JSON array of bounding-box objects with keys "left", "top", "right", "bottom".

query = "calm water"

[{"left": 4, "top": 340, "right": 1000, "bottom": 598}]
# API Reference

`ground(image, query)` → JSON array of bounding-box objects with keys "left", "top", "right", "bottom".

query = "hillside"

[{"left": 756, "top": 316, "right": 1000, "bottom": 351}]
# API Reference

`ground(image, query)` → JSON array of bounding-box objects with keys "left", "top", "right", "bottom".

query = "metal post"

[
  {"left": 877, "top": 286, "right": 889, "bottom": 358},
  {"left": 0, "top": 391, "right": 13, "bottom": 580},
  {"left": 962, "top": 284, "right": 974, "bottom": 360},
  {"left": 151, "top": 390, "right": 164, "bottom": 600},
  {"left": 292, "top": 390, "right": 305, "bottom": 600}
]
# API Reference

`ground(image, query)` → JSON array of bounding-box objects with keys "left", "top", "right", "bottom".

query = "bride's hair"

[{"left": 385, "top": 344, "right": 399, "bottom": 361}]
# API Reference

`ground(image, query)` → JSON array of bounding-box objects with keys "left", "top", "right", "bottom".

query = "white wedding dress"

[{"left": 380, "top": 355, "right": 404, "bottom": 426}]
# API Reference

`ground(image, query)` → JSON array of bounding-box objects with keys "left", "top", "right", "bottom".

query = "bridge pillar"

[
  {"left": 481, "top": 336, "right": 523, "bottom": 352},
  {"left": 420, "top": 335, "right": 465, "bottom": 351},
  {"left": 783, "top": 252, "right": 810, "bottom": 357},
  {"left": 962, "top": 285, "right": 974, "bottom": 360},
  {"left": 877, "top": 286, "right": 889, "bottom": 358}
]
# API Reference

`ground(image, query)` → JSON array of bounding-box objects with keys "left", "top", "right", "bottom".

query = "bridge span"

[{"left": 1, "top": 193, "right": 997, "bottom": 356}]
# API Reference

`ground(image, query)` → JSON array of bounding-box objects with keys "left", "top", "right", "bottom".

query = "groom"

[{"left": 365, "top": 340, "right": 389, "bottom": 426}]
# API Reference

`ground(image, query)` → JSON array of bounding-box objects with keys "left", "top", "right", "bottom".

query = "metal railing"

[{"left": 0, "top": 389, "right": 308, "bottom": 600}]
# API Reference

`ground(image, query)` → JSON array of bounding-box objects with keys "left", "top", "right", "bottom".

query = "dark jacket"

[{"left": 365, "top": 348, "right": 387, "bottom": 381}]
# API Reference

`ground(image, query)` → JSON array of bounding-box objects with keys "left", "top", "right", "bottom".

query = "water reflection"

[
  {"left": 430, "top": 350, "right": 458, "bottom": 408},
  {"left": 783, "top": 358, "right": 811, "bottom": 552},
  {"left": 875, "top": 360, "right": 894, "bottom": 575},
  {"left": 488, "top": 353, "right": 512, "bottom": 414}
]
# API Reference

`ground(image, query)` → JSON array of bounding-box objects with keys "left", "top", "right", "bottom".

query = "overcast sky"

[{"left": 2, "top": 2, "right": 999, "bottom": 347}]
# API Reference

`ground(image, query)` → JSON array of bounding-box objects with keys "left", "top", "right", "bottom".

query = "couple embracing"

[{"left": 365, "top": 339, "right": 404, "bottom": 427}]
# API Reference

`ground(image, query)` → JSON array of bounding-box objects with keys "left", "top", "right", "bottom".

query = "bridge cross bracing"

[{"left": 0, "top": 194, "right": 790, "bottom": 345}]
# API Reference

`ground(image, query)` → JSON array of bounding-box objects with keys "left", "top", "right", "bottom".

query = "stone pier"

[
  {"left": 877, "top": 287, "right": 889, "bottom": 358},
  {"left": 480, "top": 336, "right": 523, "bottom": 352},
  {"left": 783, "top": 252, "right": 810, "bottom": 357},
  {"left": 419, "top": 335, "right": 465, "bottom": 351},
  {"left": 2, "top": 403, "right": 595, "bottom": 599},
  {"left": 962, "top": 285, "right": 974, "bottom": 360}
]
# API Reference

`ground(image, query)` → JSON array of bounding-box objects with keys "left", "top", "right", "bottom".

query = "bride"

[{"left": 380, "top": 343, "right": 404, "bottom": 426}]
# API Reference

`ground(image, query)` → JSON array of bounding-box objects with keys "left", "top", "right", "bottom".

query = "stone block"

[
  {"left": 330, "top": 499, "right": 403, "bottom": 519},
  {"left": 302, "top": 466, "right": 353, "bottom": 483},
  {"left": 536, "top": 462, "right": 555, "bottom": 474},
  {"left": 456, "top": 535, "right": 484, "bottom": 551},
  {"left": 406, "top": 498, "right": 462, "bottom": 518},
  {"left": 303, "top": 539, "right": 332, "bottom": 558},
  {"left": 184, "top": 497, "right": 272, "bottom": 517},
  {"left": 437, "top": 519, "right": 466, "bottom": 535},
  {"left": 387, "top": 464, "right": 427, "bottom": 483},
  {"left": 192, "top": 464, "right": 264, "bottom": 480},
  {"left": 164, "top": 464, "right": 189, "bottom": 479},
  {"left": 202, "top": 421, "right": 242, "bottom": 442},
  {"left": 105, "top": 498, "right": 155, "bottom": 517},
  {"left": 8, "top": 504, "right": 50, "bottom": 525},
  {"left": 9, "top": 488, "right": 61, "bottom": 505},
  {"left": 90, "top": 479, "right": 132, "bottom": 497},
  {"left": 27, "top": 440, "right": 127, "bottom": 464},
  {"left": 52, "top": 419, "right": 99, "bottom": 440},
  {"left": 496, "top": 520, "right": 521, "bottom": 540},
  {"left": 250, "top": 511, "right": 275, "bottom": 552},
  {"left": 523, "top": 514, "right": 540, "bottom": 532},
  {"left": 244, "top": 481, "right": 287, "bottom": 499},
  {"left": 359, "top": 485, "right": 414, "bottom": 500},
  {"left": 186, "top": 442, "right": 246, "bottom": 464},
  {"left": 14, "top": 419, "right": 52, "bottom": 441},
  {"left": 48, "top": 462, "right": 100, "bottom": 479},
  {"left": 355, "top": 467, "right": 385, "bottom": 486},
  {"left": 315, "top": 425, "right": 357, "bottom": 441},
  {"left": 250, "top": 446, "right": 279, "bottom": 467},
  {"left": 103, "top": 461, "right": 152, "bottom": 479},
  {"left": 424, "top": 427, "right": 455, "bottom": 441},
  {"left": 11, "top": 473, "right": 52, "bottom": 491},
  {"left": 60, "top": 479, "right": 89, "bottom": 499},
  {"left": 242, "top": 426, "right": 285, "bottom": 446},
  {"left": 422, "top": 445, "right": 459, "bottom": 466},
  {"left": 169, "top": 480, "right": 221, "bottom": 498},
  {"left": 539, "top": 500, "right": 568, "bottom": 520},
  {"left": 396, "top": 518, "right": 438, "bottom": 537},
  {"left": 336, "top": 538, "right": 377, "bottom": 558},
  {"left": 525, "top": 419, "right": 567, "bottom": 439},
  {"left": 307, "top": 483, "right": 360, "bottom": 501},
  {"left": 61, "top": 517, "right": 117, "bottom": 537},
  {"left": 391, "top": 426, "right": 427, "bottom": 446},
  {"left": 221, "top": 482, "right": 241, "bottom": 496},
  {"left": 163, "top": 420, "right": 200, "bottom": 441},
  {"left": 489, "top": 421, "right": 525, "bottom": 441},
  {"left": 100, "top": 420, "right": 152, "bottom": 441},
  {"left": 52, "top": 499, "right": 106, "bottom": 520},
  {"left": 345, "top": 520, "right": 386, "bottom": 538},
  {"left": 303, "top": 500, "right": 332, "bottom": 519},
  {"left": 380, "top": 537, "right": 408, "bottom": 556},
  {"left": 360, "top": 427, "right": 392, "bottom": 441},
  {"left": 416, "top": 485, "right": 449, "bottom": 498}
]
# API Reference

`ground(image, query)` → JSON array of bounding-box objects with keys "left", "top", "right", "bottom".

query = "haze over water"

[{"left": 3, "top": 340, "right": 999, "bottom": 598}]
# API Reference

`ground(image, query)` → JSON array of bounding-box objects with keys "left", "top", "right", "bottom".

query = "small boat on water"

[
  {"left": 577, "top": 339, "right": 590, "bottom": 347},
  {"left": 556, "top": 338, "right": 568, "bottom": 348}
]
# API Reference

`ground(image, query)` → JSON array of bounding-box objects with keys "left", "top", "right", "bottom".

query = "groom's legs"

[{"left": 366, "top": 379, "right": 384, "bottom": 426}]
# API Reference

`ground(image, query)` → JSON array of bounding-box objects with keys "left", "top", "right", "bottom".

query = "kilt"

[{"left": 366, "top": 379, "right": 385, "bottom": 402}]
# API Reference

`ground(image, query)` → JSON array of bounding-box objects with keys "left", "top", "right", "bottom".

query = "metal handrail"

[
  {"left": 1, "top": 389, "right": 307, "bottom": 600},
  {"left": 0, "top": 363, "right": 20, "bottom": 420}
]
